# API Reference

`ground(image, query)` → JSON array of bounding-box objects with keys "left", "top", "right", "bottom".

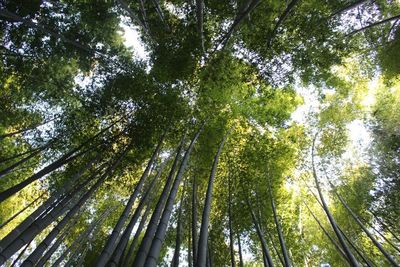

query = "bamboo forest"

[{"left": 0, "top": 0, "right": 400, "bottom": 266}]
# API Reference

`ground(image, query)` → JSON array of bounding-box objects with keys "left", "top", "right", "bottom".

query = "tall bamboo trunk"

[
  {"left": 310, "top": 136, "right": 359, "bottom": 266},
  {"left": 18, "top": 144, "right": 132, "bottom": 266},
  {"left": 269, "top": 183, "right": 291, "bottom": 266},
  {"left": 0, "top": 192, "right": 45, "bottom": 230},
  {"left": 339, "top": 226, "right": 375, "bottom": 267},
  {"left": 0, "top": 148, "right": 83, "bottom": 202},
  {"left": 192, "top": 174, "right": 198, "bottom": 266},
  {"left": 145, "top": 123, "right": 205, "bottom": 267},
  {"left": 303, "top": 201, "right": 349, "bottom": 264},
  {"left": 36, "top": 209, "right": 82, "bottom": 266},
  {"left": 237, "top": 234, "right": 244, "bottom": 267},
  {"left": 0, "top": 148, "right": 42, "bottom": 179},
  {"left": 267, "top": 232, "right": 284, "bottom": 266},
  {"left": 247, "top": 198, "right": 274, "bottom": 267},
  {"left": 95, "top": 131, "right": 166, "bottom": 267},
  {"left": 171, "top": 184, "right": 186, "bottom": 267},
  {"left": 228, "top": 175, "right": 236, "bottom": 267},
  {"left": 267, "top": 0, "right": 300, "bottom": 46},
  {"left": 131, "top": 133, "right": 186, "bottom": 267},
  {"left": 52, "top": 207, "right": 113, "bottom": 266},
  {"left": 108, "top": 157, "right": 169, "bottom": 267},
  {"left": 121, "top": 202, "right": 152, "bottom": 266},
  {"left": 197, "top": 130, "right": 231, "bottom": 267},
  {"left": 0, "top": 156, "right": 103, "bottom": 261},
  {"left": 0, "top": 120, "right": 118, "bottom": 202},
  {"left": 333, "top": 186, "right": 399, "bottom": 265}
]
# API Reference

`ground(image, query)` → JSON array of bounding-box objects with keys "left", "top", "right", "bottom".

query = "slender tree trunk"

[
  {"left": 0, "top": 148, "right": 42, "bottom": 179},
  {"left": 0, "top": 9, "right": 96, "bottom": 55},
  {"left": 330, "top": 0, "right": 369, "bottom": 18},
  {"left": 197, "top": 129, "right": 231, "bottom": 267},
  {"left": 145, "top": 123, "right": 205, "bottom": 267},
  {"left": 247, "top": 199, "right": 274, "bottom": 267},
  {"left": 192, "top": 174, "right": 198, "bottom": 267},
  {"left": 267, "top": 232, "right": 284, "bottom": 266},
  {"left": 95, "top": 131, "right": 166, "bottom": 267},
  {"left": 19, "top": 144, "right": 132, "bottom": 266},
  {"left": 368, "top": 209, "right": 400, "bottom": 243},
  {"left": 228, "top": 175, "right": 236, "bottom": 267},
  {"left": 108, "top": 156, "right": 169, "bottom": 267},
  {"left": 0, "top": 155, "right": 101, "bottom": 255},
  {"left": 138, "top": 0, "right": 150, "bottom": 32},
  {"left": 196, "top": 0, "right": 205, "bottom": 52},
  {"left": 0, "top": 145, "right": 46, "bottom": 165},
  {"left": 188, "top": 212, "right": 193, "bottom": 267},
  {"left": 116, "top": 0, "right": 150, "bottom": 36},
  {"left": 131, "top": 133, "right": 187, "bottom": 267},
  {"left": 332, "top": 185, "right": 399, "bottom": 265},
  {"left": 0, "top": 192, "right": 44, "bottom": 230},
  {"left": 220, "top": 0, "right": 261, "bottom": 49},
  {"left": 347, "top": 14, "right": 400, "bottom": 36},
  {"left": 0, "top": 117, "right": 57, "bottom": 140},
  {"left": 267, "top": 0, "right": 300, "bottom": 46},
  {"left": 36, "top": 210, "right": 82, "bottom": 266},
  {"left": 10, "top": 239, "right": 33, "bottom": 267},
  {"left": 303, "top": 201, "right": 349, "bottom": 264},
  {"left": 122, "top": 202, "right": 152, "bottom": 266},
  {"left": 171, "top": 184, "right": 186, "bottom": 267},
  {"left": 237, "top": 234, "right": 244, "bottom": 267},
  {"left": 339, "top": 226, "right": 375, "bottom": 267},
  {"left": 268, "top": 183, "right": 291, "bottom": 266},
  {"left": 52, "top": 207, "right": 113, "bottom": 266},
  {"left": 310, "top": 136, "right": 359, "bottom": 266},
  {"left": 207, "top": 243, "right": 212, "bottom": 267},
  {"left": 0, "top": 148, "right": 84, "bottom": 202}
]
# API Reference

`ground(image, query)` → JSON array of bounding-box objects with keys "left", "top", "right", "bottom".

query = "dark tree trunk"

[
  {"left": 0, "top": 117, "right": 57, "bottom": 140},
  {"left": 303, "top": 201, "right": 349, "bottom": 264},
  {"left": 171, "top": 184, "right": 186, "bottom": 267},
  {"left": 36, "top": 210, "right": 82, "bottom": 266},
  {"left": 339, "top": 226, "right": 375, "bottom": 267},
  {"left": 228, "top": 175, "right": 236, "bottom": 267},
  {"left": 197, "top": 130, "right": 231, "bottom": 267},
  {"left": 0, "top": 148, "right": 42, "bottom": 179},
  {"left": 145, "top": 123, "right": 205, "bottom": 267},
  {"left": 95, "top": 131, "right": 166, "bottom": 267},
  {"left": 17, "top": 144, "right": 132, "bottom": 266},
  {"left": 108, "top": 157, "right": 169, "bottom": 267},
  {"left": 269, "top": 184, "right": 291, "bottom": 266},
  {"left": 330, "top": 0, "right": 369, "bottom": 17},
  {"left": 267, "top": 0, "right": 300, "bottom": 46},
  {"left": 131, "top": 133, "right": 187, "bottom": 267},
  {"left": 247, "top": 199, "right": 274, "bottom": 267},
  {"left": 196, "top": 0, "right": 205, "bottom": 51},
  {"left": 220, "top": 0, "right": 261, "bottom": 48},
  {"left": 347, "top": 14, "right": 400, "bottom": 36},
  {"left": 116, "top": 0, "right": 150, "bottom": 35},
  {"left": 310, "top": 136, "right": 359, "bottom": 266},
  {"left": 237, "top": 234, "right": 244, "bottom": 267},
  {"left": 52, "top": 207, "right": 113, "bottom": 266},
  {"left": 0, "top": 148, "right": 84, "bottom": 202},
  {"left": 0, "top": 155, "right": 101, "bottom": 258},
  {"left": 121, "top": 202, "right": 152, "bottom": 266},
  {"left": 332, "top": 185, "right": 399, "bottom": 265},
  {"left": 267, "top": 232, "right": 284, "bottom": 266},
  {"left": 192, "top": 174, "right": 198, "bottom": 267},
  {"left": 368, "top": 209, "right": 400, "bottom": 243},
  {"left": 10, "top": 239, "right": 33, "bottom": 267},
  {"left": 0, "top": 192, "right": 44, "bottom": 230}
]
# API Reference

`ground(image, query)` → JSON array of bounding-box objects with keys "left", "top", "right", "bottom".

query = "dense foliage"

[{"left": 0, "top": 0, "right": 399, "bottom": 266}]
